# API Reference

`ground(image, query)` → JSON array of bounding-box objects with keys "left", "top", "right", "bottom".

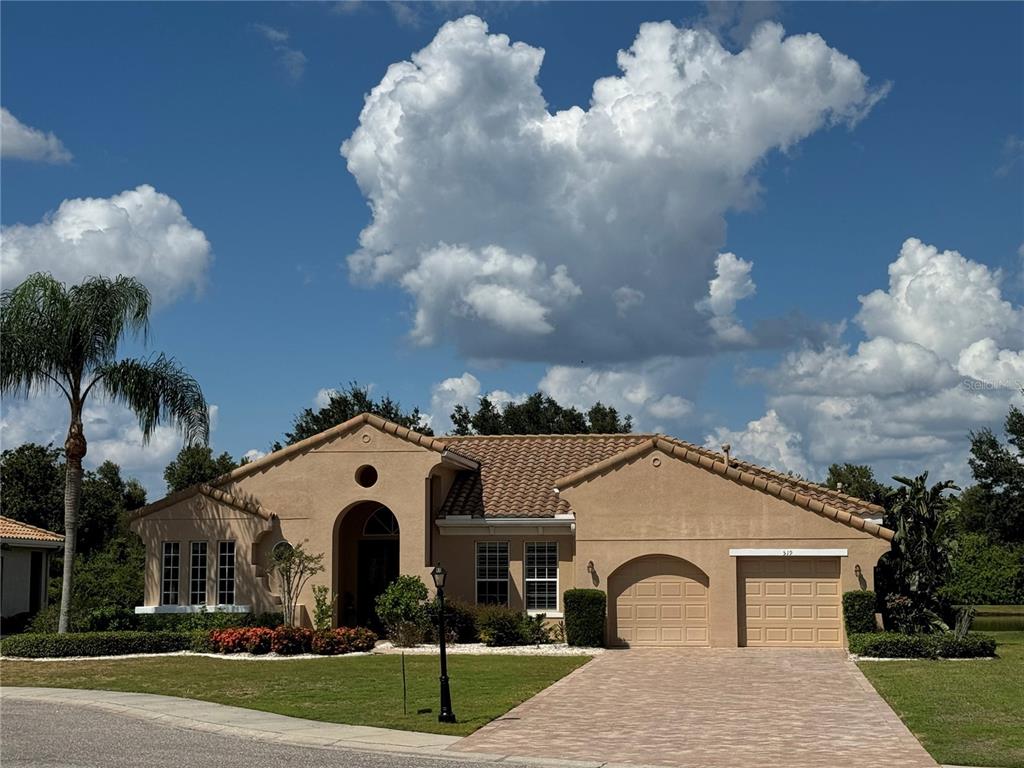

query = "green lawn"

[
  {"left": 0, "top": 653, "right": 590, "bottom": 736},
  {"left": 859, "top": 631, "right": 1024, "bottom": 768}
]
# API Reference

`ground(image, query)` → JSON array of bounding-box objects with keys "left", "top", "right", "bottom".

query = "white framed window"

[
  {"left": 161, "top": 542, "right": 180, "bottom": 605},
  {"left": 217, "top": 540, "right": 236, "bottom": 605},
  {"left": 475, "top": 541, "right": 509, "bottom": 605},
  {"left": 189, "top": 542, "right": 207, "bottom": 605},
  {"left": 525, "top": 542, "right": 558, "bottom": 612}
]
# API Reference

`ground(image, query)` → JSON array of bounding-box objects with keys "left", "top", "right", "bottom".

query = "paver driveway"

[{"left": 453, "top": 648, "right": 937, "bottom": 768}]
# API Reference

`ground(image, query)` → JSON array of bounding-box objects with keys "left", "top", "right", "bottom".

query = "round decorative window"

[
  {"left": 355, "top": 464, "right": 378, "bottom": 488},
  {"left": 272, "top": 541, "right": 294, "bottom": 561}
]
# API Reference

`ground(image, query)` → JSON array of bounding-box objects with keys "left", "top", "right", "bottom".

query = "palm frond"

[
  {"left": 1, "top": 273, "right": 72, "bottom": 398},
  {"left": 95, "top": 355, "right": 209, "bottom": 446}
]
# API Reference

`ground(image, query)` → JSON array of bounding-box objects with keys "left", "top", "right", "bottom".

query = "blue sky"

[{"left": 2, "top": 1, "right": 1022, "bottom": 498}]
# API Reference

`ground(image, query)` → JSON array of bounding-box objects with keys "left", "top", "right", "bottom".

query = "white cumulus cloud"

[
  {"left": 0, "top": 107, "right": 72, "bottom": 164},
  {"left": 0, "top": 184, "right": 212, "bottom": 306},
  {"left": 713, "top": 238, "right": 1023, "bottom": 485},
  {"left": 696, "top": 252, "right": 756, "bottom": 344},
  {"left": 340, "top": 15, "right": 887, "bottom": 363},
  {"left": 707, "top": 409, "right": 815, "bottom": 479}
]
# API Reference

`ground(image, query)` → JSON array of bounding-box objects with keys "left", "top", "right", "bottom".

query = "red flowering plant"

[{"left": 270, "top": 626, "right": 313, "bottom": 655}]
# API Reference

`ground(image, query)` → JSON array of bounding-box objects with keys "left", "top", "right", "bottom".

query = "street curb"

[{"left": 1, "top": 687, "right": 666, "bottom": 767}]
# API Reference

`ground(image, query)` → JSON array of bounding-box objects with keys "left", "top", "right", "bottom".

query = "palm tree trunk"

[{"left": 58, "top": 414, "right": 87, "bottom": 634}]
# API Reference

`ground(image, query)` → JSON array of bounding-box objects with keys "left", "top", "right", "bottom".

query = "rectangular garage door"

[{"left": 739, "top": 557, "right": 842, "bottom": 647}]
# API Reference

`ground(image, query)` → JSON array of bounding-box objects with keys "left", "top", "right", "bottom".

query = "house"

[
  {"left": 1, "top": 516, "right": 63, "bottom": 621},
  {"left": 129, "top": 413, "right": 892, "bottom": 647}
]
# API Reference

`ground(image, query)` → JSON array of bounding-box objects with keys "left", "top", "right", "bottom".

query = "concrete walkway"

[
  {"left": 453, "top": 648, "right": 939, "bottom": 768},
  {"left": 0, "top": 687, "right": 459, "bottom": 756}
]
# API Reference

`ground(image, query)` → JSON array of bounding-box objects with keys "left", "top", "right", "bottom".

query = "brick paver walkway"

[{"left": 453, "top": 648, "right": 937, "bottom": 767}]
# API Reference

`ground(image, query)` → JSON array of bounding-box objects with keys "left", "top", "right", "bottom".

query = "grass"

[
  {"left": 0, "top": 653, "right": 590, "bottom": 736},
  {"left": 859, "top": 631, "right": 1024, "bottom": 768}
]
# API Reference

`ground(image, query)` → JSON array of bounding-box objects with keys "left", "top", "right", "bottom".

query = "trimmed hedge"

[
  {"left": 564, "top": 589, "right": 605, "bottom": 647},
  {"left": 427, "top": 597, "right": 479, "bottom": 644},
  {"left": 1, "top": 631, "right": 195, "bottom": 659},
  {"left": 842, "top": 590, "right": 878, "bottom": 634},
  {"left": 136, "top": 611, "right": 283, "bottom": 632},
  {"left": 849, "top": 631, "right": 997, "bottom": 659}
]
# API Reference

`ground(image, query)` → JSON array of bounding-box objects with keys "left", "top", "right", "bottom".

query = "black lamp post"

[{"left": 431, "top": 563, "right": 456, "bottom": 723}]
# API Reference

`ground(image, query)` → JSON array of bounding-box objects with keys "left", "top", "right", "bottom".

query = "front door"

[{"left": 357, "top": 539, "right": 399, "bottom": 628}]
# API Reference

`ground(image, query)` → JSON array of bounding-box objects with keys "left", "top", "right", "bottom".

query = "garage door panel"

[
  {"left": 740, "top": 557, "right": 842, "bottom": 648},
  {"left": 611, "top": 557, "right": 709, "bottom": 647}
]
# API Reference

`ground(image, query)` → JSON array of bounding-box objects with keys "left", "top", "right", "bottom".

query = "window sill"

[{"left": 527, "top": 610, "right": 563, "bottom": 619}]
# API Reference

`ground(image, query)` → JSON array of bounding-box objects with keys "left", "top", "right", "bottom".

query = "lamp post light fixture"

[{"left": 431, "top": 563, "right": 456, "bottom": 724}]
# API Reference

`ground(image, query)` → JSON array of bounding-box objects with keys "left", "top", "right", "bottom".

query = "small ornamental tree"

[{"left": 269, "top": 543, "right": 324, "bottom": 626}]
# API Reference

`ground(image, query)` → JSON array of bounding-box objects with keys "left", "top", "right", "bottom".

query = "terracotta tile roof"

[
  {"left": 553, "top": 436, "right": 892, "bottom": 540},
  {"left": 0, "top": 516, "right": 64, "bottom": 544},
  {"left": 437, "top": 434, "right": 654, "bottom": 518}
]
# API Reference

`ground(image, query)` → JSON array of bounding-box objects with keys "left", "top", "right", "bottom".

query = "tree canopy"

[
  {"left": 964, "top": 402, "right": 1023, "bottom": 542},
  {"left": 0, "top": 443, "right": 145, "bottom": 557},
  {"left": 164, "top": 445, "right": 239, "bottom": 493},
  {"left": 450, "top": 393, "right": 633, "bottom": 435},
  {"left": 282, "top": 382, "right": 429, "bottom": 446},
  {"left": 824, "top": 463, "right": 891, "bottom": 506}
]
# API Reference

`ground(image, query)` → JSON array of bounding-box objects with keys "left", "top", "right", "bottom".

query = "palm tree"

[{"left": 1, "top": 273, "right": 209, "bottom": 633}]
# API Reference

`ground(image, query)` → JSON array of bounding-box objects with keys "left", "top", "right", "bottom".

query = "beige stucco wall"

[
  {"left": 562, "top": 446, "right": 890, "bottom": 647},
  {"left": 434, "top": 533, "right": 576, "bottom": 615},
  {"left": 132, "top": 424, "right": 455, "bottom": 619}
]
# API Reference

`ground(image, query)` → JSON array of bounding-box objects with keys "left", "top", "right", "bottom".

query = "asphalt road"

[{"left": 0, "top": 699, "right": 519, "bottom": 768}]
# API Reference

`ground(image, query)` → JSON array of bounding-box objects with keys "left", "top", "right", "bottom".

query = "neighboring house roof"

[
  {"left": 0, "top": 516, "right": 64, "bottom": 546},
  {"left": 129, "top": 484, "right": 277, "bottom": 522},
  {"left": 552, "top": 436, "right": 892, "bottom": 541},
  {"left": 438, "top": 434, "right": 655, "bottom": 518}
]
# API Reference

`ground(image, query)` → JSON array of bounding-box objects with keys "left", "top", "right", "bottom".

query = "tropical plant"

[
  {"left": 268, "top": 542, "right": 324, "bottom": 626},
  {"left": 879, "top": 472, "right": 958, "bottom": 632},
  {"left": 1, "top": 273, "right": 209, "bottom": 633}
]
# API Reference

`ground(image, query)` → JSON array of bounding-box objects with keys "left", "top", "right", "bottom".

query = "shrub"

[
  {"left": 312, "top": 585, "right": 334, "bottom": 633},
  {"left": 848, "top": 631, "right": 997, "bottom": 658},
  {"left": 189, "top": 630, "right": 215, "bottom": 653},
  {"left": 243, "top": 627, "right": 275, "bottom": 655},
  {"left": 426, "top": 598, "right": 478, "bottom": 644},
  {"left": 564, "top": 589, "right": 605, "bottom": 647},
  {"left": 209, "top": 628, "right": 251, "bottom": 653},
  {"left": 137, "top": 612, "right": 282, "bottom": 632},
  {"left": 270, "top": 626, "right": 313, "bottom": 655},
  {"left": 375, "top": 575, "right": 428, "bottom": 645},
  {"left": 842, "top": 590, "right": 878, "bottom": 635},
  {"left": 1, "top": 631, "right": 192, "bottom": 659},
  {"left": 311, "top": 627, "right": 378, "bottom": 655},
  {"left": 931, "top": 632, "right": 998, "bottom": 658},
  {"left": 474, "top": 605, "right": 550, "bottom": 646}
]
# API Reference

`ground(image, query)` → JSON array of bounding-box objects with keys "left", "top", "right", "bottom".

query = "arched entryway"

[
  {"left": 608, "top": 555, "right": 709, "bottom": 647},
  {"left": 335, "top": 502, "right": 400, "bottom": 629}
]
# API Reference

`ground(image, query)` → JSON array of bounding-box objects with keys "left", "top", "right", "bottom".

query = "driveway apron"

[{"left": 452, "top": 648, "right": 937, "bottom": 768}]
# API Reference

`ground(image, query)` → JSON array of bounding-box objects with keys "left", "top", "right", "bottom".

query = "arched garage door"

[{"left": 609, "top": 556, "right": 709, "bottom": 647}]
